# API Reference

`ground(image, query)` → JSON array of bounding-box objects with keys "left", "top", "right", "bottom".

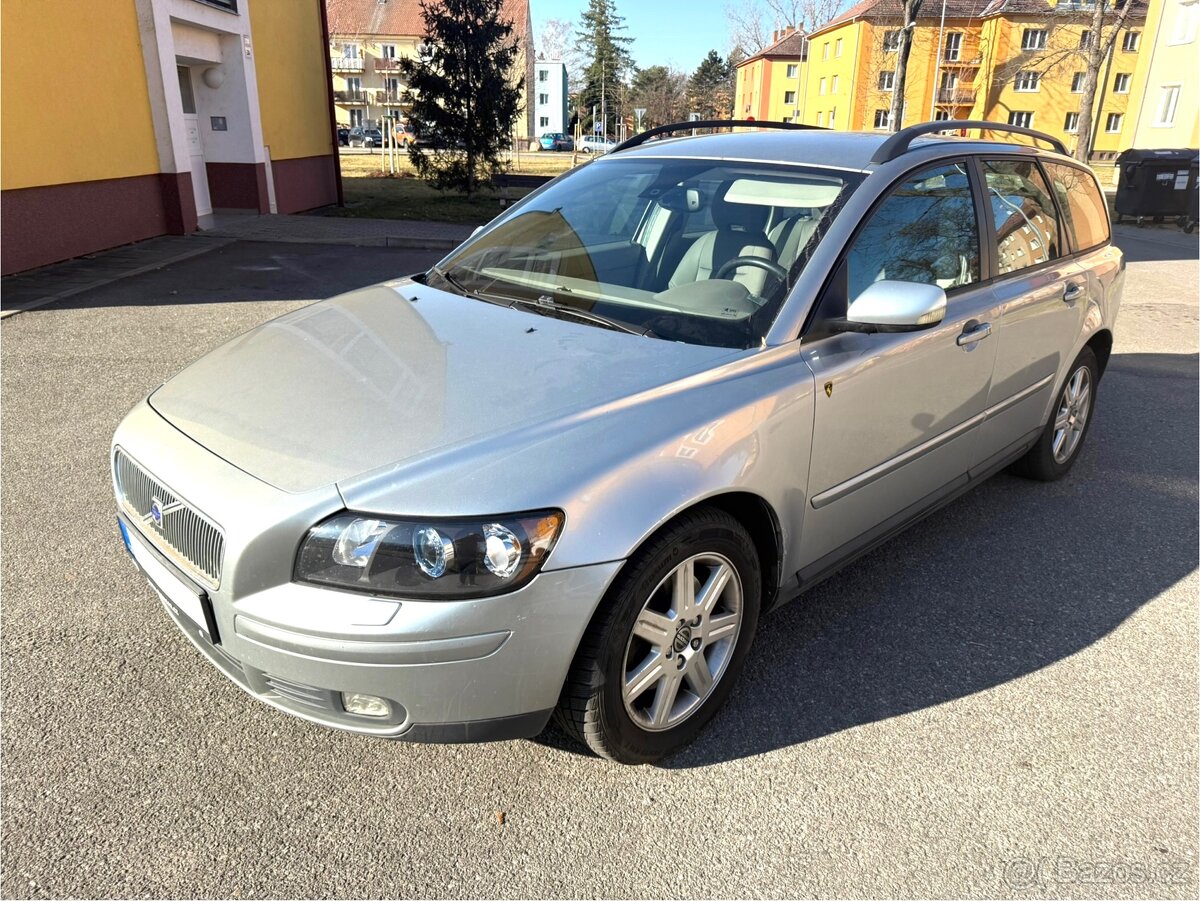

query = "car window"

[
  {"left": 982, "top": 159, "right": 1062, "bottom": 274},
  {"left": 1042, "top": 162, "right": 1110, "bottom": 252},
  {"left": 846, "top": 162, "right": 981, "bottom": 302}
]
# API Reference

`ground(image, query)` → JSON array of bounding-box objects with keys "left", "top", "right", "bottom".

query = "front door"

[
  {"left": 798, "top": 160, "right": 1000, "bottom": 571},
  {"left": 177, "top": 66, "right": 212, "bottom": 220}
]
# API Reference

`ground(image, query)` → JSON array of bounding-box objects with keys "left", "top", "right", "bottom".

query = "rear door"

[
  {"left": 798, "top": 160, "right": 1002, "bottom": 571},
  {"left": 973, "top": 157, "right": 1087, "bottom": 467}
]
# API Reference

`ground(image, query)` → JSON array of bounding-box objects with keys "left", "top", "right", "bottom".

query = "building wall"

[
  {"left": 534, "top": 62, "right": 568, "bottom": 135},
  {"left": 736, "top": 55, "right": 806, "bottom": 122},
  {"left": 1130, "top": 0, "right": 1200, "bottom": 147}
]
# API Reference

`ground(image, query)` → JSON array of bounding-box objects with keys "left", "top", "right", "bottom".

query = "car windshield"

[{"left": 431, "top": 156, "right": 861, "bottom": 347}]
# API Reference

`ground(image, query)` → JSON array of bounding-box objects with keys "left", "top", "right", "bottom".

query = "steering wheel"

[{"left": 714, "top": 256, "right": 789, "bottom": 283}]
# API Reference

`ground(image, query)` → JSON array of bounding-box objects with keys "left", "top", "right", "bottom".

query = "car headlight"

[{"left": 294, "top": 510, "right": 564, "bottom": 599}]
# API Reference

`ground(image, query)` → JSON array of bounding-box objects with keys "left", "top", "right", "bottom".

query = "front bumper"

[{"left": 113, "top": 401, "right": 622, "bottom": 742}]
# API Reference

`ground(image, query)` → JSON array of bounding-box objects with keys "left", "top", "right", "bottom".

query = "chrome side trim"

[
  {"left": 810, "top": 413, "right": 984, "bottom": 510},
  {"left": 810, "top": 374, "right": 1056, "bottom": 510},
  {"left": 982, "top": 373, "right": 1055, "bottom": 420}
]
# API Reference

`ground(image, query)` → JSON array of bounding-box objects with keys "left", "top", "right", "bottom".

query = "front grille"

[{"left": 114, "top": 448, "right": 225, "bottom": 588}]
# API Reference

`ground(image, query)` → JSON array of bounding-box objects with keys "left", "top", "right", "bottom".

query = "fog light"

[{"left": 341, "top": 692, "right": 390, "bottom": 717}]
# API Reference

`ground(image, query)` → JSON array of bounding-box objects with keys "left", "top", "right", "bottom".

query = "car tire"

[
  {"left": 554, "top": 507, "right": 761, "bottom": 764},
  {"left": 1010, "top": 346, "right": 1099, "bottom": 481}
]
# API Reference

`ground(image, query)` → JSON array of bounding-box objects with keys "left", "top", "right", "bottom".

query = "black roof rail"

[
  {"left": 612, "top": 119, "right": 825, "bottom": 153},
  {"left": 870, "top": 120, "right": 1068, "bottom": 164}
]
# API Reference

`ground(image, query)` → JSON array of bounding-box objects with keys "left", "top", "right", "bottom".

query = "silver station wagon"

[{"left": 113, "top": 120, "right": 1123, "bottom": 764}]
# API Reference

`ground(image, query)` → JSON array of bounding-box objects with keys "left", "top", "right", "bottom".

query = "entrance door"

[{"left": 177, "top": 66, "right": 212, "bottom": 220}]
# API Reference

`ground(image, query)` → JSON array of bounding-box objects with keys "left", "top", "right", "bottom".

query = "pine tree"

[
  {"left": 400, "top": 0, "right": 521, "bottom": 196},
  {"left": 574, "top": 0, "right": 634, "bottom": 136},
  {"left": 688, "top": 50, "right": 732, "bottom": 120}
]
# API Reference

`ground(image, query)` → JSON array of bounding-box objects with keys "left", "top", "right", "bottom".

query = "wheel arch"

[{"left": 1086, "top": 328, "right": 1113, "bottom": 378}]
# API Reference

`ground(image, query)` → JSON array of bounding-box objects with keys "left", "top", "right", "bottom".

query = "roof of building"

[
  {"left": 327, "top": 0, "right": 530, "bottom": 40},
  {"left": 737, "top": 27, "right": 809, "bottom": 66},
  {"left": 810, "top": 0, "right": 1145, "bottom": 36},
  {"left": 611, "top": 127, "right": 1064, "bottom": 172}
]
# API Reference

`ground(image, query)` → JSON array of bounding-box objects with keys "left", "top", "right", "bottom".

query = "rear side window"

[
  {"left": 845, "top": 162, "right": 981, "bottom": 302},
  {"left": 1043, "top": 162, "right": 1110, "bottom": 251},
  {"left": 982, "top": 159, "right": 1061, "bottom": 274}
]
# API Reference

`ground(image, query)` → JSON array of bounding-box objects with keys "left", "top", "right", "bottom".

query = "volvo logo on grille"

[
  {"left": 672, "top": 625, "right": 692, "bottom": 654},
  {"left": 148, "top": 497, "right": 180, "bottom": 528}
]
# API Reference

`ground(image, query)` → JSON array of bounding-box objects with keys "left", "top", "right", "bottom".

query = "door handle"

[
  {"left": 1063, "top": 282, "right": 1084, "bottom": 303},
  {"left": 956, "top": 321, "right": 992, "bottom": 346}
]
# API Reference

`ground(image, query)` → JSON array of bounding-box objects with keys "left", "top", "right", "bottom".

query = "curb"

[{"left": 0, "top": 239, "right": 232, "bottom": 320}]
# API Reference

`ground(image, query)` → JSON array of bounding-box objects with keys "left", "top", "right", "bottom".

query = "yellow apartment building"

[
  {"left": 1128, "top": 0, "right": 1200, "bottom": 146},
  {"left": 801, "top": 0, "right": 1150, "bottom": 165},
  {"left": 734, "top": 28, "right": 810, "bottom": 122},
  {"left": 1, "top": 0, "right": 340, "bottom": 275},
  {"left": 326, "top": 0, "right": 535, "bottom": 140}
]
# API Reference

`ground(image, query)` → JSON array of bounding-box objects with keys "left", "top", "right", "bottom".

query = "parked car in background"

[
  {"left": 579, "top": 135, "right": 616, "bottom": 154},
  {"left": 112, "top": 120, "right": 1122, "bottom": 765},
  {"left": 348, "top": 126, "right": 384, "bottom": 148},
  {"left": 537, "top": 132, "right": 575, "bottom": 152},
  {"left": 337, "top": 127, "right": 350, "bottom": 147},
  {"left": 393, "top": 123, "right": 418, "bottom": 149}
]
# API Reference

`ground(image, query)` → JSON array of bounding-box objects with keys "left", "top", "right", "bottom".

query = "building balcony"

[
  {"left": 941, "top": 55, "right": 983, "bottom": 67},
  {"left": 374, "top": 90, "right": 408, "bottom": 106},
  {"left": 333, "top": 90, "right": 368, "bottom": 104},
  {"left": 331, "top": 57, "right": 364, "bottom": 73},
  {"left": 374, "top": 57, "right": 404, "bottom": 73},
  {"left": 937, "top": 87, "right": 976, "bottom": 104}
]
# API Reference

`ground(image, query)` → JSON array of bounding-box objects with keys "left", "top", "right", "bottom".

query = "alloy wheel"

[
  {"left": 1052, "top": 365, "right": 1092, "bottom": 463},
  {"left": 621, "top": 553, "right": 743, "bottom": 732}
]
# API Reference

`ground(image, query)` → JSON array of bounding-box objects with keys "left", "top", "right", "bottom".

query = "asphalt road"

[{"left": 2, "top": 234, "right": 1197, "bottom": 898}]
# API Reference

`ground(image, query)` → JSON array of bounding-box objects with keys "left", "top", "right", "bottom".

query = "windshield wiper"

[
  {"left": 428, "top": 265, "right": 510, "bottom": 307},
  {"left": 502, "top": 295, "right": 658, "bottom": 338}
]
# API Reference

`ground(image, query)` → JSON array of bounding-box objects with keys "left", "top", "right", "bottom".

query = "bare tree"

[
  {"left": 537, "top": 16, "right": 585, "bottom": 94},
  {"left": 724, "top": 0, "right": 849, "bottom": 55},
  {"left": 887, "top": 0, "right": 924, "bottom": 132}
]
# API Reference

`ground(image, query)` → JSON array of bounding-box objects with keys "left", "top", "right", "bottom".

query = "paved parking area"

[{"left": 2, "top": 234, "right": 1197, "bottom": 898}]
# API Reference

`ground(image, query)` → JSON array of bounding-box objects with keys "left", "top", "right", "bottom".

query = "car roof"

[{"left": 613, "top": 129, "right": 1063, "bottom": 172}]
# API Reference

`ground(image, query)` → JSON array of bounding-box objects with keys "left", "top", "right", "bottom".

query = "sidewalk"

[
  {"left": 205, "top": 212, "right": 475, "bottom": 249},
  {"left": 1, "top": 214, "right": 474, "bottom": 318}
]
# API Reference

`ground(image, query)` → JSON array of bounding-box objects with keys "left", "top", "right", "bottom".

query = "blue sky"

[{"left": 531, "top": 0, "right": 734, "bottom": 73}]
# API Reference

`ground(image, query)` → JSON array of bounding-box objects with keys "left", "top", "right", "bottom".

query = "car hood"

[{"left": 149, "top": 279, "right": 739, "bottom": 494}]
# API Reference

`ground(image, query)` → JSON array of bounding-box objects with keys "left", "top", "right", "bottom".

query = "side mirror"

[{"left": 845, "top": 280, "right": 947, "bottom": 331}]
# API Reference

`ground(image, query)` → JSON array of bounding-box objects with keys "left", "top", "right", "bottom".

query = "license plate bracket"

[{"left": 121, "top": 519, "right": 221, "bottom": 644}]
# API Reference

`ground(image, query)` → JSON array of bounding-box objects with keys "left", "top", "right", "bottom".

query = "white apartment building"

[{"left": 534, "top": 61, "right": 568, "bottom": 135}]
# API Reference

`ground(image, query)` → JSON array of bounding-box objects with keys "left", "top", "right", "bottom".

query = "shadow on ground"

[{"left": 538, "top": 351, "right": 1199, "bottom": 767}]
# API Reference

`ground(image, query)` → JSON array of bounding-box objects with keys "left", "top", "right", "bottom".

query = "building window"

[
  {"left": 177, "top": 66, "right": 197, "bottom": 114},
  {"left": 829, "top": 107, "right": 836, "bottom": 127},
  {"left": 1079, "top": 29, "right": 1094, "bottom": 50},
  {"left": 879, "top": 70, "right": 895, "bottom": 91},
  {"left": 883, "top": 30, "right": 900, "bottom": 51},
  {"left": 1155, "top": 84, "right": 1182, "bottom": 125},
  {"left": 1105, "top": 112, "right": 1123, "bottom": 132},
  {"left": 783, "top": 116, "right": 793, "bottom": 123},
  {"left": 873, "top": 108, "right": 891, "bottom": 129},
  {"left": 538, "top": 93, "right": 549, "bottom": 104},
  {"left": 1113, "top": 72, "right": 1131, "bottom": 93},
  {"left": 819, "top": 77, "right": 827, "bottom": 95},
  {"left": 1015, "top": 71, "right": 1041, "bottom": 92},
  {"left": 1021, "top": 29, "right": 1047, "bottom": 50},
  {"left": 944, "top": 32, "right": 963, "bottom": 60},
  {"left": 1122, "top": 30, "right": 1141, "bottom": 51},
  {"left": 1008, "top": 110, "right": 1034, "bottom": 127},
  {"left": 539, "top": 116, "right": 549, "bottom": 127},
  {"left": 389, "top": 108, "right": 403, "bottom": 119},
  {"left": 350, "top": 108, "right": 364, "bottom": 126},
  {"left": 1171, "top": 0, "right": 1199, "bottom": 44},
  {"left": 1071, "top": 72, "right": 1085, "bottom": 92},
  {"left": 816, "top": 111, "right": 824, "bottom": 126},
  {"left": 832, "top": 75, "right": 839, "bottom": 92},
  {"left": 343, "top": 43, "right": 359, "bottom": 58},
  {"left": 836, "top": 38, "right": 843, "bottom": 56},
  {"left": 381, "top": 44, "right": 396, "bottom": 58},
  {"left": 934, "top": 109, "right": 951, "bottom": 121},
  {"left": 823, "top": 41, "right": 830, "bottom": 60},
  {"left": 538, "top": 69, "right": 548, "bottom": 82},
  {"left": 784, "top": 90, "right": 797, "bottom": 103},
  {"left": 346, "top": 76, "right": 361, "bottom": 95},
  {"left": 1064, "top": 111, "right": 1080, "bottom": 133},
  {"left": 195, "top": 0, "right": 238, "bottom": 11},
  {"left": 786, "top": 64, "right": 798, "bottom": 77}
]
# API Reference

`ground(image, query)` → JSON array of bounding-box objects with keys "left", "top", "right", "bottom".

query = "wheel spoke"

[
  {"left": 1075, "top": 382, "right": 1090, "bottom": 413},
  {"left": 671, "top": 558, "right": 695, "bottom": 617},
  {"left": 1054, "top": 408, "right": 1071, "bottom": 431},
  {"left": 649, "top": 673, "right": 683, "bottom": 727},
  {"left": 706, "top": 612, "right": 739, "bottom": 643},
  {"left": 695, "top": 563, "right": 732, "bottom": 615},
  {"left": 625, "top": 653, "right": 666, "bottom": 702},
  {"left": 685, "top": 654, "right": 714, "bottom": 697},
  {"left": 632, "top": 609, "right": 674, "bottom": 646}
]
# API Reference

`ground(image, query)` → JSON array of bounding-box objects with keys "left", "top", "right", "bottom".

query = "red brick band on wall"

[
  {"left": 206, "top": 162, "right": 271, "bottom": 213},
  {"left": 270, "top": 154, "right": 338, "bottom": 215},
  {"left": 1, "top": 173, "right": 197, "bottom": 276}
]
